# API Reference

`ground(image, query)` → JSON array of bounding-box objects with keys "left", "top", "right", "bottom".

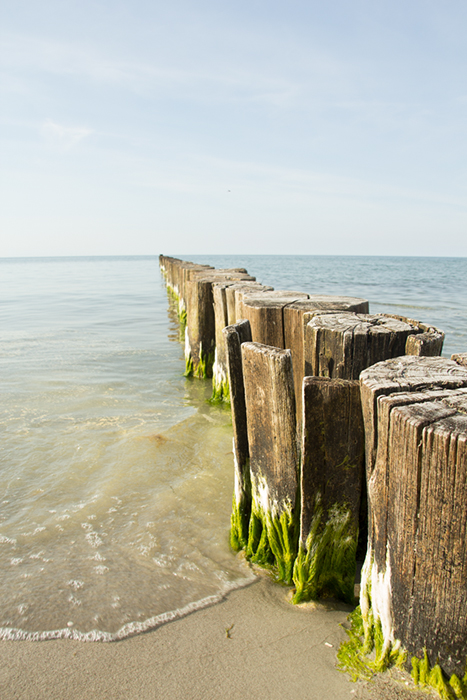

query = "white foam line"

[{"left": 0, "top": 575, "right": 256, "bottom": 643}]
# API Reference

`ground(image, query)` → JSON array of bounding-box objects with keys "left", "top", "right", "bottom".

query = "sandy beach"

[{"left": 0, "top": 570, "right": 435, "bottom": 700}]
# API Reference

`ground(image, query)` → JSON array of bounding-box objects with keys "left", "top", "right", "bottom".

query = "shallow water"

[
  {"left": 1, "top": 254, "right": 466, "bottom": 641},
  {"left": 0, "top": 257, "right": 253, "bottom": 641}
]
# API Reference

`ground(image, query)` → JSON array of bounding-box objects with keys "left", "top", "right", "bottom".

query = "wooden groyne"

[{"left": 160, "top": 255, "right": 467, "bottom": 697}]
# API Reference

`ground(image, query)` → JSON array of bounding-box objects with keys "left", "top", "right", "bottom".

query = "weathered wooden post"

[
  {"left": 283, "top": 296, "right": 369, "bottom": 426},
  {"left": 212, "top": 282, "right": 233, "bottom": 401},
  {"left": 159, "top": 255, "right": 184, "bottom": 296},
  {"left": 225, "top": 282, "right": 274, "bottom": 325},
  {"left": 357, "top": 356, "right": 467, "bottom": 689},
  {"left": 384, "top": 314, "right": 445, "bottom": 357},
  {"left": 239, "top": 291, "right": 309, "bottom": 348},
  {"left": 184, "top": 269, "right": 254, "bottom": 378},
  {"left": 223, "top": 320, "right": 253, "bottom": 550},
  {"left": 159, "top": 256, "right": 213, "bottom": 327},
  {"left": 211, "top": 280, "right": 262, "bottom": 401},
  {"left": 176, "top": 262, "right": 215, "bottom": 324},
  {"left": 305, "top": 312, "right": 444, "bottom": 381},
  {"left": 293, "top": 376, "right": 365, "bottom": 605},
  {"left": 241, "top": 342, "right": 299, "bottom": 584},
  {"left": 452, "top": 352, "right": 467, "bottom": 368}
]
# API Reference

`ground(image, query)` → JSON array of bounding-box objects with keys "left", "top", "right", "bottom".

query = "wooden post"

[
  {"left": 305, "top": 312, "right": 443, "bottom": 381},
  {"left": 383, "top": 313, "right": 445, "bottom": 357},
  {"left": 159, "top": 256, "right": 213, "bottom": 326},
  {"left": 211, "top": 279, "right": 257, "bottom": 399},
  {"left": 293, "top": 376, "right": 365, "bottom": 604},
  {"left": 184, "top": 273, "right": 217, "bottom": 378},
  {"left": 225, "top": 283, "right": 274, "bottom": 325},
  {"left": 239, "top": 291, "right": 309, "bottom": 348},
  {"left": 177, "top": 262, "right": 214, "bottom": 316},
  {"left": 358, "top": 356, "right": 467, "bottom": 682},
  {"left": 241, "top": 342, "right": 299, "bottom": 584},
  {"left": 184, "top": 270, "right": 255, "bottom": 378},
  {"left": 223, "top": 320, "right": 253, "bottom": 550},
  {"left": 283, "top": 296, "right": 369, "bottom": 427},
  {"left": 452, "top": 353, "right": 467, "bottom": 368},
  {"left": 212, "top": 283, "right": 233, "bottom": 401},
  {"left": 404, "top": 332, "right": 444, "bottom": 356}
]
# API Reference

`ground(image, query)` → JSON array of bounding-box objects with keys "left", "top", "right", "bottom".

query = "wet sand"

[{"left": 0, "top": 571, "right": 436, "bottom": 700}]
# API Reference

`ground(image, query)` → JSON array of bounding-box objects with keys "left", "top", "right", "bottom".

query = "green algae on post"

[
  {"left": 184, "top": 341, "right": 215, "bottom": 379},
  {"left": 339, "top": 543, "right": 467, "bottom": 700},
  {"left": 297, "top": 377, "right": 364, "bottom": 605},
  {"left": 210, "top": 336, "right": 230, "bottom": 400},
  {"left": 241, "top": 342, "right": 299, "bottom": 583},
  {"left": 411, "top": 651, "right": 467, "bottom": 700},
  {"left": 210, "top": 377, "right": 230, "bottom": 403},
  {"left": 338, "top": 609, "right": 467, "bottom": 700},
  {"left": 230, "top": 491, "right": 250, "bottom": 552},
  {"left": 243, "top": 496, "right": 298, "bottom": 585},
  {"left": 243, "top": 478, "right": 298, "bottom": 584},
  {"left": 337, "top": 606, "right": 407, "bottom": 682},
  {"left": 245, "top": 503, "right": 274, "bottom": 567},
  {"left": 264, "top": 503, "right": 298, "bottom": 585},
  {"left": 223, "top": 321, "right": 253, "bottom": 552},
  {"left": 292, "top": 497, "right": 357, "bottom": 604},
  {"left": 211, "top": 284, "right": 233, "bottom": 403},
  {"left": 178, "top": 303, "right": 187, "bottom": 330}
]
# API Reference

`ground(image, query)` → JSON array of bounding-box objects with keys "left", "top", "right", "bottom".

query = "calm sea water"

[{"left": 1, "top": 255, "right": 466, "bottom": 641}]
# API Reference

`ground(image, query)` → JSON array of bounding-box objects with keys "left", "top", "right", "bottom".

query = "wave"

[{"left": 0, "top": 574, "right": 256, "bottom": 643}]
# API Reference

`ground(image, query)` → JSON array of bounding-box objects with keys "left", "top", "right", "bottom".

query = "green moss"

[
  {"left": 184, "top": 346, "right": 215, "bottom": 379},
  {"left": 178, "top": 305, "right": 187, "bottom": 331},
  {"left": 166, "top": 284, "right": 179, "bottom": 303},
  {"left": 411, "top": 651, "right": 466, "bottom": 700},
  {"left": 292, "top": 497, "right": 357, "bottom": 604},
  {"left": 210, "top": 377, "right": 230, "bottom": 404},
  {"left": 194, "top": 346, "right": 215, "bottom": 379},
  {"left": 336, "top": 607, "right": 373, "bottom": 681},
  {"left": 338, "top": 607, "right": 465, "bottom": 700},
  {"left": 450, "top": 672, "right": 467, "bottom": 699},
  {"left": 244, "top": 501, "right": 298, "bottom": 584},
  {"left": 266, "top": 506, "right": 298, "bottom": 585},
  {"left": 184, "top": 353, "right": 194, "bottom": 378},
  {"left": 245, "top": 507, "right": 274, "bottom": 567},
  {"left": 230, "top": 492, "right": 251, "bottom": 552},
  {"left": 338, "top": 605, "right": 406, "bottom": 683}
]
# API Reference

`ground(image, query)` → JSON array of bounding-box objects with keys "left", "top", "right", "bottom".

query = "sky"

[{"left": 1, "top": 0, "right": 467, "bottom": 257}]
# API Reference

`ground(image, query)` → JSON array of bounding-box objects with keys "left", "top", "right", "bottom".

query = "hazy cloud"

[
  {"left": 0, "top": 31, "right": 348, "bottom": 108},
  {"left": 41, "top": 119, "right": 93, "bottom": 149}
]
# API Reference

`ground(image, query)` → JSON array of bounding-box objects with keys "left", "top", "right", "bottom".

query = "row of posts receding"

[{"left": 159, "top": 254, "right": 467, "bottom": 691}]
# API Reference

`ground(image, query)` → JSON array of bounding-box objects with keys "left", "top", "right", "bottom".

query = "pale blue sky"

[{"left": 1, "top": 0, "right": 466, "bottom": 257}]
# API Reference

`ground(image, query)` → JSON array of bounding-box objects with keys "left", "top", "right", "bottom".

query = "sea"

[{"left": 1, "top": 254, "right": 466, "bottom": 641}]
